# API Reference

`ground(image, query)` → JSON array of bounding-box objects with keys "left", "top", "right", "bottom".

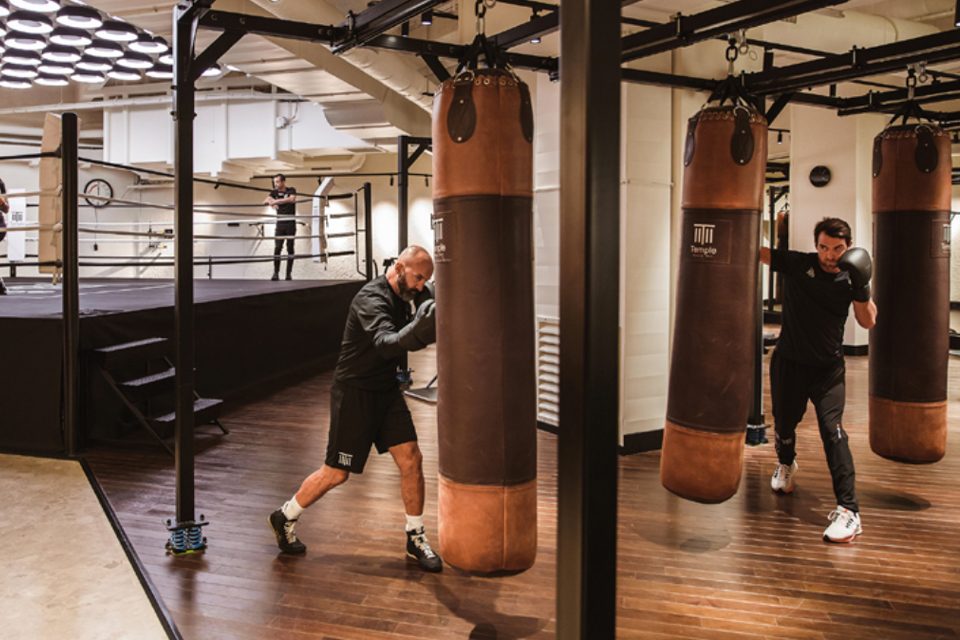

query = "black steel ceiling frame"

[
  {"left": 747, "top": 29, "right": 960, "bottom": 95},
  {"left": 836, "top": 79, "right": 960, "bottom": 116},
  {"left": 333, "top": 0, "right": 448, "bottom": 54},
  {"left": 199, "top": 9, "right": 344, "bottom": 43},
  {"left": 620, "top": 0, "right": 845, "bottom": 63}
]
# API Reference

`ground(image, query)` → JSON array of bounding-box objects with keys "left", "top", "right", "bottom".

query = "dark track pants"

[{"left": 770, "top": 349, "right": 859, "bottom": 512}]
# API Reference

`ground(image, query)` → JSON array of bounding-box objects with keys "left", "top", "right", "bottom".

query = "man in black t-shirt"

[
  {"left": 263, "top": 173, "right": 297, "bottom": 281},
  {"left": 760, "top": 217, "right": 877, "bottom": 543},
  {"left": 268, "top": 245, "right": 443, "bottom": 571}
]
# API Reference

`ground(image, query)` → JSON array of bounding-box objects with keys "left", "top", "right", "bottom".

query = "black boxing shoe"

[
  {"left": 406, "top": 526, "right": 442, "bottom": 572},
  {"left": 269, "top": 509, "right": 306, "bottom": 554}
]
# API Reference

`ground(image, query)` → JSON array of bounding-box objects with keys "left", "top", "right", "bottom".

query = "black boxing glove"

[
  {"left": 838, "top": 247, "right": 872, "bottom": 303},
  {"left": 413, "top": 280, "right": 435, "bottom": 310},
  {"left": 398, "top": 299, "right": 436, "bottom": 351}
]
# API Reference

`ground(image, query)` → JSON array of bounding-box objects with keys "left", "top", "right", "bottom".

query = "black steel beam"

[
  {"left": 397, "top": 135, "right": 410, "bottom": 252},
  {"left": 192, "top": 30, "right": 243, "bottom": 82},
  {"left": 199, "top": 10, "right": 342, "bottom": 43},
  {"left": 363, "top": 182, "right": 373, "bottom": 281},
  {"left": 765, "top": 93, "right": 793, "bottom": 124},
  {"left": 838, "top": 78, "right": 960, "bottom": 110},
  {"left": 61, "top": 111, "right": 79, "bottom": 457},
  {"left": 333, "top": 0, "right": 445, "bottom": 54},
  {"left": 748, "top": 30, "right": 960, "bottom": 95},
  {"left": 621, "top": 0, "right": 844, "bottom": 62},
  {"left": 364, "top": 33, "right": 558, "bottom": 74},
  {"left": 490, "top": 10, "right": 558, "bottom": 50},
  {"left": 173, "top": 2, "right": 204, "bottom": 525},
  {"left": 557, "top": 0, "right": 620, "bottom": 637},
  {"left": 420, "top": 53, "right": 450, "bottom": 82},
  {"left": 620, "top": 67, "right": 714, "bottom": 91}
]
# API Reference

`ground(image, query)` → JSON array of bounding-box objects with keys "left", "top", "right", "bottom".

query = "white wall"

[
  {"left": 0, "top": 148, "right": 433, "bottom": 282},
  {"left": 789, "top": 105, "right": 884, "bottom": 347}
]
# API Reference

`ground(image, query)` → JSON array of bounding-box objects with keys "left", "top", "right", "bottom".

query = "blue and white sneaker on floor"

[
  {"left": 770, "top": 460, "right": 798, "bottom": 494},
  {"left": 823, "top": 506, "right": 862, "bottom": 543}
]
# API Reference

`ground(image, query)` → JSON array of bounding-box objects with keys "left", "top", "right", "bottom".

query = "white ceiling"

[{"left": 0, "top": 0, "right": 956, "bottom": 169}]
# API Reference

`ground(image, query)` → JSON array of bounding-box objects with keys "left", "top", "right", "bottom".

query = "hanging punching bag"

[
  {"left": 870, "top": 123, "right": 950, "bottom": 463},
  {"left": 432, "top": 69, "right": 537, "bottom": 572},
  {"left": 661, "top": 104, "right": 767, "bottom": 503}
]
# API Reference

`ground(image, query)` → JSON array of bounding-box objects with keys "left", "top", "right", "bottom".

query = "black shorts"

[
  {"left": 275, "top": 220, "right": 296, "bottom": 238},
  {"left": 324, "top": 382, "right": 417, "bottom": 473}
]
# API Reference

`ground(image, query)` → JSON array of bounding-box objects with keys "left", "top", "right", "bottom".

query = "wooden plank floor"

[{"left": 85, "top": 347, "right": 960, "bottom": 639}]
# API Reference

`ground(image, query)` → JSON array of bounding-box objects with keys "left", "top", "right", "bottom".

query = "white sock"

[
  {"left": 282, "top": 496, "right": 304, "bottom": 520},
  {"left": 405, "top": 513, "right": 424, "bottom": 532}
]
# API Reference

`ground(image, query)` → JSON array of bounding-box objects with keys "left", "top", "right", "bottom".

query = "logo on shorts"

[{"left": 338, "top": 452, "right": 353, "bottom": 467}]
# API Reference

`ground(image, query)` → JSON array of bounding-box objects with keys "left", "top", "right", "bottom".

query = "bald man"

[{"left": 269, "top": 245, "right": 442, "bottom": 571}]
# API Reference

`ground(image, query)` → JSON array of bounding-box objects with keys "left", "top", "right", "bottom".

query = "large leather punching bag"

[
  {"left": 870, "top": 123, "right": 950, "bottom": 463},
  {"left": 432, "top": 69, "right": 537, "bottom": 572},
  {"left": 661, "top": 105, "right": 767, "bottom": 502}
]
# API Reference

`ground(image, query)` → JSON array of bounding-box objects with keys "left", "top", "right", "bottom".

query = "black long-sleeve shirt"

[{"left": 333, "top": 276, "right": 411, "bottom": 390}]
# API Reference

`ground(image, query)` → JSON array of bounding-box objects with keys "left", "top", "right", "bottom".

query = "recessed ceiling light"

[
  {"left": 36, "top": 72, "right": 68, "bottom": 86},
  {"left": 85, "top": 38, "right": 123, "bottom": 58},
  {"left": 95, "top": 19, "right": 137, "bottom": 42},
  {"left": 10, "top": 0, "right": 60, "bottom": 13},
  {"left": 55, "top": 5, "right": 102, "bottom": 29},
  {"left": 7, "top": 10, "right": 54, "bottom": 34}
]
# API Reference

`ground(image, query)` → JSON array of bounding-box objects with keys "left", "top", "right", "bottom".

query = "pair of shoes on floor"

[
  {"left": 268, "top": 510, "right": 443, "bottom": 571},
  {"left": 770, "top": 461, "right": 862, "bottom": 543},
  {"left": 270, "top": 273, "right": 279, "bottom": 282}
]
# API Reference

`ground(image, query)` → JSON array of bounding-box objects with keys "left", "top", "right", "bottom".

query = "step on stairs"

[{"left": 93, "top": 337, "right": 227, "bottom": 454}]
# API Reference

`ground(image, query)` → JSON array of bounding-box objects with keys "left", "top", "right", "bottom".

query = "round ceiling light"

[
  {"left": 4, "top": 49, "right": 41, "bottom": 65},
  {"left": 0, "top": 0, "right": 11, "bottom": 19},
  {"left": 95, "top": 19, "right": 137, "bottom": 42},
  {"left": 50, "top": 26, "right": 92, "bottom": 47},
  {"left": 116, "top": 50, "right": 152, "bottom": 69},
  {"left": 2, "top": 62, "right": 39, "bottom": 78},
  {"left": 70, "top": 69, "right": 105, "bottom": 83},
  {"left": 38, "top": 61, "right": 73, "bottom": 75},
  {"left": 42, "top": 44, "right": 81, "bottom": 63},
  {"left": 75, "top": 54, "right": 110, "bottom": 71},
  {"left": 55, "top": 5, "right": 102, "bottom": 29},
  {"left": 129, "top": 33, "right": 167, "bottom": 54},
  {"left": 107, "top": 67, "right": 140, "bottom": 81},
  {"left": 4, "top": 33, "right": 46, "bottom": 50},
  {"left": 158, "top": 52, "right": 173, "bottom": 66},
  {"left": 200, "top": 64, "right": 222, "bottom": 78},
  {"left": 10, "top": 0, "right": 60, "bottom": 13},
  {"left": 7, "top": 10, "right": 54, "bottom": 34},
  {"left": 0, "top": 78, "right": 33, "bottom": 89},
  {"left": 145, "top": 63, "right": 172, "bottom": 79},
  {"left": 85, "top": 38, "right": 122, "bottom": 58},
  {"left": 36, "top": 72, "right": 68, "bottom": 86}
]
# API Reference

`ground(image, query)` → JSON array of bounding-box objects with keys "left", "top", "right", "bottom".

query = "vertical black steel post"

[
  {"left": 363, "top": 181, "right": 373, "bottom": 280},
  {"left": 557, "top": 0, "right": 621, "bottom": 637},
  {"left": 61, "top": 112, "right": 79, "bottom": 457},
  {"left": 747, "top": 218, "right": 767, "bottom": 444},
  {"left": 173, "top": 5, "right": 197, "bottom": 524},
  {"left": 767, "top": 186, "right": 776, "bottom": 312},
  {"left": 397, "top": 135, "right": 409, "bottom": 252}
]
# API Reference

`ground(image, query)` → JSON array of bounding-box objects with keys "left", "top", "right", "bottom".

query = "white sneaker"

[
  {"left": 770, "top": 460, "right": 798, "bottom": 493},
  {"left": 823, "top": 506, "right": 862, "bottom": 543}
]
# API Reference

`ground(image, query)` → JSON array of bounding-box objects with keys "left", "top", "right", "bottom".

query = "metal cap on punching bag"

[{"left": 662, "top": 91, "right": 767, "bottom": 503}]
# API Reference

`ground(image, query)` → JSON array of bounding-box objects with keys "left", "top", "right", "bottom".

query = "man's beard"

[{"left": 397, "top": 274, "right": 416, "bottom": 302}]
